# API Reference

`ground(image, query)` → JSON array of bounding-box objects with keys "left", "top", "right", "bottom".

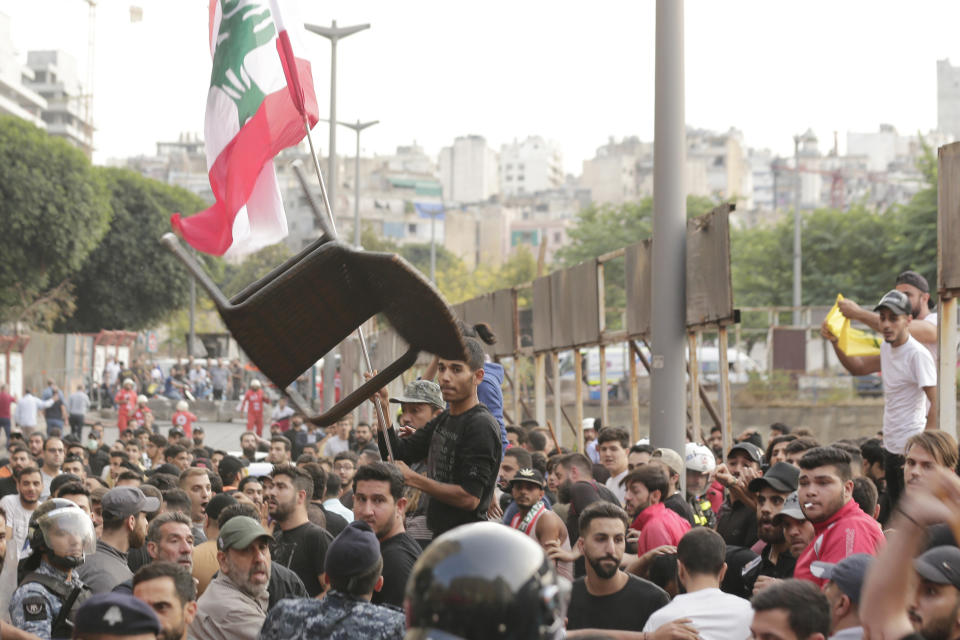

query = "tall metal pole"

[
  {"left": 793, "top": 135, "right": 802, "bottom": 326},
  {"left": 305, "top": 19, "right": 369, "bottom": 410},
  {"left": 334, "top": 119, "right": 379, "bottom": 247},
  {"left": 650, "top": 0, "right": 687, "bottom": 471}
]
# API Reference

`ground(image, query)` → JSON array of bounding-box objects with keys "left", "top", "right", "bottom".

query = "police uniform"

[
  {"left": 9, "top": 559, "right": 91, "bottom": 639},
  {"left": 258, "top": 591, "right": 405, "bottom": 640}
]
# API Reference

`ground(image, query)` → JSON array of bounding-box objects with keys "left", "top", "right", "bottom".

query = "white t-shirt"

[
  {"left": 880, "top": 335, "right": 937, "bottom": 455},
  {"left": 643, "top": 587, "right": 753, "bottom": 640},
  {"left": 0, "top": 494, "right": 35, "bottom": 558},
  {"left": 323, "top": 435, "right": 350, "bottom": 457},
  {"left": 605, "top": 469, "right": 628, "bottom": 506}
]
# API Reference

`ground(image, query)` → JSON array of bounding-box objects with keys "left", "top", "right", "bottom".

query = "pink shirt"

[{"left": 631, "top": 502, "right": 692, "bottom": 555}]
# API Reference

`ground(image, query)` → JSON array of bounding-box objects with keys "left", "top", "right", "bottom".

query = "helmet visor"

[{"left": 39, "top": 507, "right": 96, "bottom": 558}]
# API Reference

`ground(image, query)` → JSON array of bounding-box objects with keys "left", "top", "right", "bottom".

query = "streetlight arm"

[{"left": 305, "top": 23, "right": 370, "bottom": 39}]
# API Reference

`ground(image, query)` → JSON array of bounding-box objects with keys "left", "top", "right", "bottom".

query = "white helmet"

[
  {"left": 685, "top": 442, "right": 716, "bottom": 473},
  {"left": 250, "top": 379, "right": 261, "bottom": 389},
  {"left": 137, "top": 395, "right": 148, "bottom": 405},
  {"left": 176, "top": 400, "right": 188, "bottom": 412}
]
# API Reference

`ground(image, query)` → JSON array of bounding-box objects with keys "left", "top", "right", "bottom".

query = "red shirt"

[
  {"left": 630, "top": 502, "right": 692, "bottom": 556},
  {"left": 0, "top": 392, "right": 14, "bottom": 419},
  {"left": 115, "top": 389, "right": 137, "bottom": 415},
  {"left": 133, "top": 407, "right": 152, "bottom": 427},
  {"left": 172, "top": 410, "right": 197, "bottom": 439},
  {"left": 242, "top": 389, "right": 264, "bottom": 415},
  {"left": 793, "top": 498, "right": 884, "bottom": 586}
]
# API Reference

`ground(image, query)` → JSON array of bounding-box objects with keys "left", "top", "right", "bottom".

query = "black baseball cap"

[
  {"left": 748, "top": 462, "right": 800, "bottom": 493},
  {"left": 728, "top": 442, "right": 763, "bottom": 465},
  {"left": 811, "top": 553, "right": 872, "bottom": 604},
  {"left": 896, "top": 270, "right": 929, "bottom": 293},
  {"left": 874, "top": 290, "right": 912, "bottom": 316},
  {"left": 915, "top": 545, "right": 960, "bottom": 589},
  {"left": 507, "top": 468, "right": 546, "bottom": 490}
]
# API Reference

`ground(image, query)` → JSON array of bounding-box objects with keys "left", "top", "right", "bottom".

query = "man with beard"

[
  {"left": 332, "top": 451, "right": 358, "bottom": 509},
  {"left": 812, "top": 554, "right": 872, "bottom": 640},
  {"left": 745, "top": 462, "right": 800, "bottom": 593},
  {"left": 39, "top": 436, "right": 65, "bottom": 500},
  {"left": 505, "top": 468, "right": 572, "bottom": 581},
  {"left": 555, "top": 453, "right": 619, "bottom": 546},
  {"left": 622, "top": 464, "right": 690, "bottom": 556},
  {"left": 597, "top": 427, "right": 631, "bottom": 506},
  {"left": 861, "top": 468, "right": 960, "bottom": 640},
  {"left": 133, "top": 561, "right": 197, "bottom": 640},
  {"left": 79, "top": 487, "right": 159, "bottom": 593},
  {"left": 352, "top": 462, "right": 420, "bottom": 608},
  {"left": 268, "top": 436, "right": 291, "bottom": 466},
  {"left": 822, "top": 289, "right": 936, "bottom": 511},
  {"left": 837, "top": 270, "right": 938, "bottom": 361},
  {"left": 1, "top": 467, "right": 44, "bottom": 559},
  {"left": 794, "top": 447, "right": 883, "bottom": 585},
  {"left": 497, "top": 446, "right": 533, "bottom": 511},
  {"left": 0, "top": 448, "right": 34, "bottom": 498},
  {"left": 773, "top": 493, "right": 817, "bottom": 573},
  {"left": 265, "top": 464, "right": 332, "bottom": 597},
  {"left": 113, "top": 511, "right": 195, "bottom": 595},
  {"left": 566, "top": 501, "right": 671, "bottom": 632},
  {"left": 350, "top": 422, "right": 378, "bottom": 456},
  {"left": 716, "top": 442, "right": 764, "bottom": 548},
  {"left": 239, "top": 432, "right": 259, "bottom": 465},
  {"left": 190, "top": 516, "right": 271, "bottom": 640}
]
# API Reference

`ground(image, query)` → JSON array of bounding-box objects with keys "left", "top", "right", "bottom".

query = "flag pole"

[
  {"left": 301, "top": 115, "right": 395, "bottom": 462},
  {"left": 270, "top": 1, "right": 393, "bottom": 461}
]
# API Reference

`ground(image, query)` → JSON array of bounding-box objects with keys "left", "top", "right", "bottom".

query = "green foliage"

[
  {"left": 56, "top": 167, "right": 214, "bottom": 331},
  {"left": 731, "top": 143, "right": 939, "bottom": 309},
  {"left": 361, "top": 223, "right": 398, "bottom": 253},
  {"left": 0, "top": 116, "right": 112, "bottom": 328},
  {"left": 219, "top": 243, "right": 292, "bottom": 298},
  {"left": 556, "top": 195, "right": 719, "bottom": 328}
]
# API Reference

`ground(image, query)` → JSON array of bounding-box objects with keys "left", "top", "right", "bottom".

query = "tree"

[
  {"left": 730, "top": 142, "right": 939, "bottom": 310},
  {"left": 57, "top": 168, "right": 215, "bottom": 331},
  {"left": 556, "top": 195, "right": 718, "bottom": 328},
  {"left": 220, "top": 242, "right": 292, "bottom": 297},
  {"left": 0, "top": 116, "right": 112, "bottom": 328}
]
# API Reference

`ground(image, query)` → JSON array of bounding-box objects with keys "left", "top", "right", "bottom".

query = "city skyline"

[{"left": 4, "top": 0, "right": 960, "bottom": 173}]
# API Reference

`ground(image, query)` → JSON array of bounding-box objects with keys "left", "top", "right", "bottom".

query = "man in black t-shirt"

[
  {"left": 555, "top": 453, "right": 619, "bottom": 545},
  {"left": 352, "top": 462, "right": 420, "bottom": 608},
  {"left": 375, "top": 338, "right": 501, "bottom": 537},
  {"left": 566, "top": 501, "right": 671, "bottom": 632},
  {"left": 265, "top": 464, "right": 332, "bottom": 597}
]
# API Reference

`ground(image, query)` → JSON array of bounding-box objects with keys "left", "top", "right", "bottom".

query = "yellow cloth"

[{"left": 825, "top": 294, "right": 882, "bottom": 356}]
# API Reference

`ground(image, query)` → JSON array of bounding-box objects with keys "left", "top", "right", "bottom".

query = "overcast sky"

[{"left": 4, "top": 0, "right": 960, "bottom": 174}]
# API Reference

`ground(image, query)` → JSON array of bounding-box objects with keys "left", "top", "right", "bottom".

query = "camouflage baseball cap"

[{"left": 389, "top": 379, "right": 444, "bottom": 409}]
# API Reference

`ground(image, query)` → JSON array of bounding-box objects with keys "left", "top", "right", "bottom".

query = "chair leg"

[
  {"left": 161, "top": 233, "right": 231, "bottom": 309},
  {"left": 295, "top": 348, "right": 419, "bottom": 428}
]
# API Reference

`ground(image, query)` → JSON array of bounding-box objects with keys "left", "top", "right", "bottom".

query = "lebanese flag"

[{"left": 170, "top": 0, "right": 319, "bottom": 257}]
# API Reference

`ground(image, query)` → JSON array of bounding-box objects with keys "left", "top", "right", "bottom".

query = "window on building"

[{"left": 408, "top": 223, "right": 418, "bottom": 234}]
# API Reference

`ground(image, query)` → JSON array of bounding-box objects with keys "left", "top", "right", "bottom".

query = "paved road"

[{"left": 95, "top": 418, "right": 254, "bottom": 457}]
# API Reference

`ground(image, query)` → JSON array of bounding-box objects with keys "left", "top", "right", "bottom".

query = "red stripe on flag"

[
  {"left": 171, "top": 57, "right": 318, "bottom": 255},
  {"left": 276, "top": 32, "right": 306, "bottom": 117}
]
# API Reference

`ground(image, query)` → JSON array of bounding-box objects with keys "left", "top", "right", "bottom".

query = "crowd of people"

[{"left": 0, "top": 273, "right": 951, "bottom": 639}]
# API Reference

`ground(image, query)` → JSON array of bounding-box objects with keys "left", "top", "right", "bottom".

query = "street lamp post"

[
  {"left": 304, "top": 19, "right": 369, "bottom": 411},
  {"left": 340, "top": 119, "right": 379, "bottom": 247},
  {"left": 793, "top": 134, "right": 802, "bottom": 327}
]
